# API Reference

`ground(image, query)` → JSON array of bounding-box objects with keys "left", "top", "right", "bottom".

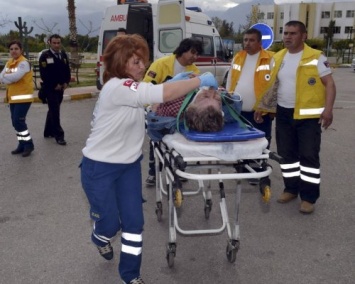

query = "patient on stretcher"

[{"left": 147, "top": 87, "right": 242, "bottom": 141}]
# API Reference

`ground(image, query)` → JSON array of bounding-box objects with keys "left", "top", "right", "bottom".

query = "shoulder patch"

[
  {"left": 123, "top": 79, "right": 139, "bottom": 91},
  {"left": 147, "top": 70, "right": 157, "bottom": 78}
]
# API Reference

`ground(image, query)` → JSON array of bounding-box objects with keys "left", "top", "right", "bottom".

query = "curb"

[
  {"left": 63, "top": 92, "right": 99, "bottom": 101},
  {"left": 2, "top": 91, "right": 99, "bottom": 104}
]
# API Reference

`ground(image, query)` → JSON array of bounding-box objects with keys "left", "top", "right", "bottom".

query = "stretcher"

[{"left": 150, "top": 122, "right": 273, "bottom": 267}]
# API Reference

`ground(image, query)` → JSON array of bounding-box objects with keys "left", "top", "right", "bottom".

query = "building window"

[
  {"left": 321, "top": 11, "right": 330, "bottom": 18},
  {"left": 279, "top": 27, "right": 283, "bottom": 34},
  {"left": 320, "top": 27, "right": 328, "bottom": 34},
  {"left": 267, "top": 12, "right": 274, "bottom": 20},
  {"left": 258, "top": 12, "right": 265, "bottom": 20},
  {"left": 345, "top": 26, "right": 354, "bottom": 34},
  {"left": 280, "top": 12, "right": 284, "bottom": 20},
  {"left": 333, "top": 26, "right": 341, "bottom": 34},
  {"left": 334, "top": 10, "right": 342, "bottom": 18},
  {"left": 346, "top": 10, "right": 355, "bottom": 18}
]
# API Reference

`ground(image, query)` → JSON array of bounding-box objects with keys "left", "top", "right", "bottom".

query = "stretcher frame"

[{"left": 150, "top": 138, "right": 273, "bottom": 267}]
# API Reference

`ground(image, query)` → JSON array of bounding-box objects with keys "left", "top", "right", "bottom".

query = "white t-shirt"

[
  {"left": 277, "top": 52, "right": 332, "bottom": 108},
  {"left": 173, "top": 59, "right": 186, "bottom": 76},
  {"left": 82, "top": 78, "right": 164, "bottom": 164},
  {"left": 234, "top": 52, "right": 260, "bottom": 111}
]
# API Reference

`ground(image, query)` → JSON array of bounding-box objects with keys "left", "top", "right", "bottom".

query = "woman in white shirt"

[{"left": 80, "top": 34, "right": 217, "bottom": 284}]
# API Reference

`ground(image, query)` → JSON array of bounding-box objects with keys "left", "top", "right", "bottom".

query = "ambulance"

[{"left": 96, "top": 0, "right": 231, "bottom": 90}]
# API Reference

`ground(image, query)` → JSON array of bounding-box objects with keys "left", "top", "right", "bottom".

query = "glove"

[
  {"left": 167, "top": 71, "right": 193, "bottom": 82},
  {"left": 198, "top": 72, "right": 218, "bottom": 89}
]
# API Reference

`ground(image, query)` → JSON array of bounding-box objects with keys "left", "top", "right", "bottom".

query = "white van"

[{"left": 96, "top": 0, "right": 231, "bottom": 90}]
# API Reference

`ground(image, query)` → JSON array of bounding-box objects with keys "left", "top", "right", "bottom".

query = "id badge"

[{"left": 47, "top": 58, "right": 54, "bottom": 64}]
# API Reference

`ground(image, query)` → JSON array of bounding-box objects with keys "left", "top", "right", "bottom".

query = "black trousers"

[
  {"left": 276, "top": 105, "right": 321, "bottom": 203},
  {"left": 44, "top": 89, "right": 64, "bottom": 140}
]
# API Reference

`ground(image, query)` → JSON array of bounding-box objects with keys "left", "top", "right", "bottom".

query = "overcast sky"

[{"left": 0, "top": 0, "right": 350, "bottom": 35}]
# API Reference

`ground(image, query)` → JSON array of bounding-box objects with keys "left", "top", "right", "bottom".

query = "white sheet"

[{"left": 162, "top": 132, "right": 268, "bottom": 161}]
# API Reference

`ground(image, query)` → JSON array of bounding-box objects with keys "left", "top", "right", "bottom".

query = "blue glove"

[
  {"left": 199, "top": 72, "right": 218, "bottom": 89},
  {"left": 167, "top": 71, "right": 193, "bottom": 82}
]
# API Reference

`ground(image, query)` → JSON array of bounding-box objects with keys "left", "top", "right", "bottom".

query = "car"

[{"left": 351, "top": 57, "right": 355, "bottom": 72}]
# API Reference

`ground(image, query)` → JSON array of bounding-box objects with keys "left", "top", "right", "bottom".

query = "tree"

[
  {"left": 67, "top": 0, "right": 79, "bottom": 63},
  {"left": 77, "top": 18, "right": 100, "bottom": 52},
  {"left": 241, "top": 4, "right": 260, "bottom": 31},
  {"left": 324, "top": 20, "right": 335, "bottom": 56},
  {"left": 211, "top": 17, "right": 236, "bottom": 39},
  {"left": 32, "top": 18, "right": 59, "bottom": 37},
  {"left": 0, "top": 14, "right": 11, "bottom": 29}
]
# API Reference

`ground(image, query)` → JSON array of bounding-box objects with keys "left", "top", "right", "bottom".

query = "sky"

[{"left": 0, "top": 0, "right": 350, "bottom": 35}]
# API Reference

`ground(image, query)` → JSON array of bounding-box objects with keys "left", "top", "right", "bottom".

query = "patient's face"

[{"left": 190, "top": 88, "right": 222, "bottom": 111}]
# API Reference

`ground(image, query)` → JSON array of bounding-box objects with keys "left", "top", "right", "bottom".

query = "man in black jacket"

[{"left": 39, "top": 34, "right": 71, "bottom": 145}]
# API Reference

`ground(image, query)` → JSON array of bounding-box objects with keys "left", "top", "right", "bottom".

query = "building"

[{"left": 256, "top": 1, "right": 355, "bottom": 41}]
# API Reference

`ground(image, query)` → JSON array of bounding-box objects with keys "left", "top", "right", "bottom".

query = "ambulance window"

[
  {"left": 215, "top": 36, "right": 227, "bottom": 60},
  {"left": 159, "top": 29, "right": 182, "bottom": 53},
  {"left": 192, "top": 34, "right": 213, "bottom": 57},
  {"left": 103, "top": 31, "right": 117, "bottom": 52}
]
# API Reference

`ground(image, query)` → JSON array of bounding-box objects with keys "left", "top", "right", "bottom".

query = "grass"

[{"left": 71, "top": 62, "right": 97, "bottom": 87}]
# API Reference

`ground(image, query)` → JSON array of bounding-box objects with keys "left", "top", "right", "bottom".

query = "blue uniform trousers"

[
  {"left": 10, "top": 103, "right": 34, "bottom": 151},
  {"left": 276, "top": 105, "right": 321, "bottom": 203},
  {"left": 80, "top": 155, "right": 144, "bottom": 283}
]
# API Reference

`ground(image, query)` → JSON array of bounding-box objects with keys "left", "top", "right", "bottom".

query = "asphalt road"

[{"left": 0, "top": 68, "right": 354, "bottom": 284}]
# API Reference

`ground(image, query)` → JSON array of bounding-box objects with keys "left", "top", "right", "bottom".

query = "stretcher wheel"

[
  {"left": 204, "top": 199, "right": 213, "bottom": 219},
  {"left": 261, "top": 185, "right": 271, "bottom": 203},
  {"left": 166, "top": 243, "right": 176, "bottom": 268},
  {"left": 174, "top": 189, "right": 183, "bottom": 208},
  {"left": 155, "top": 202, "right": 163, "bottom": 222},
  {"left": 226, "top": 240, "right": 239, "bottom": 263}
]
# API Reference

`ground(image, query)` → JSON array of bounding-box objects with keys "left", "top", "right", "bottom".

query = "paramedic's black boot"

[
  {"left": 96, "top": 242, "right": 113, "bottom": 260},
  {"left": 22, "top": 147, "right": 34, "bottom": 157},
  {"left": 11, "top": 147, "right": 24, "bottom": 155},
  {"left": 145, "top": 175, "right": 156, "bottom": 186}
]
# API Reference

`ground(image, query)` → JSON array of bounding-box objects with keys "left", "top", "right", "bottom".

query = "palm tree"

[{"left": 67, "top": 0, "right": 79, "bottom": 64}]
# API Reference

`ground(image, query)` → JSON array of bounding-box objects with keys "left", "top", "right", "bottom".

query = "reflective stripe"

[
  {"left": 302, "top": 59, "right": 318, "bottom": 66},
  {"left": 282, "top": 171, "right": 300, "bottom": 178},
  {"left": 11, "top": 94, "right": 34, "bottom": 100},
  {"left": 18, "top": 130, "right": 29, "bottom": 135},
  {"left": 301, "top": 174, "right": 321, "bottom": 184},
  {"left": 256, "top": 64, "right": 270, "bottom": 72},
  {"left": 299, "top": 107, "right": 324, "bottom": 115},
  {"left": 17, "top": 136, "right": 32, "bottom": 141},
  {"left": 232, "top": 64, "right": 241, "bottom": 71},
  {"left": 121, "top": 244, "right": 142, "bottom": 256},
  {"left": 280, "top": 162, "right": 300, "bottom": 170},
  {"left": 122, "top": 232, "right": 142, "bottom": 242},
  {"left": 300, "top": 165, "right": 320, "bottom": 174},
  {"left": 6, "top": 67, "right": 18, "bottom": 72},
  {"left": 93, "top": 223, "right": 111, "bottom": 243}
]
